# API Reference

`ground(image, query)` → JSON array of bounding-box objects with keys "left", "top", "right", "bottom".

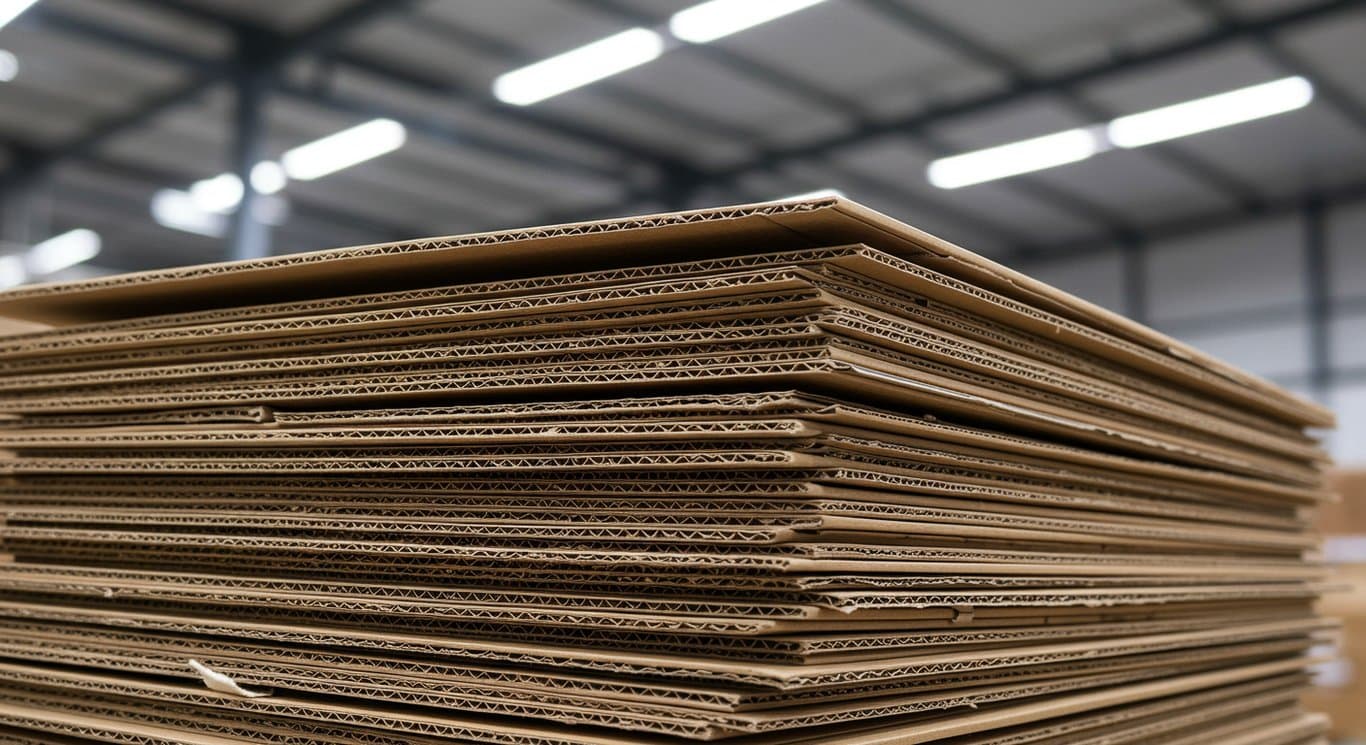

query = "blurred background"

[{"left": 0, "top": 0, "right": 1362, "bottom": 739}]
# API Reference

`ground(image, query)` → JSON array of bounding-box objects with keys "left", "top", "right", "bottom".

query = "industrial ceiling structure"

[{"left": 0, "top": 0, "right": 1365, "bottom": 422}]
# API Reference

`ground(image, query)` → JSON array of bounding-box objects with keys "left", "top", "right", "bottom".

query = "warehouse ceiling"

[{"left": 0, "top": 0, "right": 1364, "bottom": 276}]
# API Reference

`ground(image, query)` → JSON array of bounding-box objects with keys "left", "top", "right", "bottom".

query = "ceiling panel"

[
  {"left": 171, "top": 0, "right": 351, "bottom": 32},
  {"left": 1083, "top": 44, "right": 1366, "bottom": 196},
  {"left": 605, "top": 50, "right": 851, "bottom": 148},
  {"left": 417, "top": 1, "right": 630, "bottom": 60},
  {"left": 905, "top": 0, "right": 1211, "bottom": 75},
  {"left": 1278, "top": 8, "right": 1366, "bottom": 108},
  {"left": 41, "top": 0, "right": 229, "bottom": 56},
  {"left": 0, "top": 0, "right": 1360, "bottom": 278}
]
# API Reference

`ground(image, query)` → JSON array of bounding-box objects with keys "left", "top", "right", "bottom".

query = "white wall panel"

[
  {"left": 1174, "top": 320, "right": 1310, "bottom": 381},
  {"left": 1332, "top": 311, "right": 1366, "bottom": 371},
  {"left": 1328, "top": 383, "right": 1366, "bottom": 466},
  {"left": 1328, "top": 200, "right": 1366, "bottom": 301},
  {"left": 1145, "top": 215, "right": 1304, "bottom": 324},
  {"left": 1016, "top": 249, "right": 1126, "bottom": 315}
]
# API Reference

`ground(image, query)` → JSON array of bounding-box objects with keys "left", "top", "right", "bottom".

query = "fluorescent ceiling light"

[
  {"left": 493, "top": 28, "right": 663, "bottom": 105},
  {"left": 282, "top": 118, "right": 407, "bottom": 180},
  {"left": 670, "top": 0, "right": 826, "bottom": 43},
  {"left": 927, "top": 128, "right": 1101, "bottom": 189},
  {"left": 26, "top": 228, "right": 100, "bottom": 275},
  {"left": 185, "top": 162, "right": 287, "bottom": 217},
  {"left": 1108, "top": 76, "right": 1313, "bottom": 148},
  {"left": 0, "top": 0, "right": 39, "bottom": 31},
  {"left": 189, "top": 173, "right": 244, "bottom": 214},
  {"left": 250, "top": 161, "right": 287, "bottom": 194},
  {"left": 0, "top": 255, "right": 25, "bottom": 289},
  {"left": 152, "top": 188, "right": 286, "bottom": 237},
  {"left": 152, "top": 189, "right": 227, "bottom": 238},
  {"left": 0, "top": 50, "right": 17, "bottom": 82}
]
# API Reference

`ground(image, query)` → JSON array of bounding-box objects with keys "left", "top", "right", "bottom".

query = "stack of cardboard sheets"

[{"left": 0, "top": 198, "right": 1336, "bottom": 744}]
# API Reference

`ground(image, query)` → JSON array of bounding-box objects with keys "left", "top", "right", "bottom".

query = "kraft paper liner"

[
  {"left": 0, "top": 199, "right": 1335, "bottom": 742},
  {"left": 0, "top": 199, "right": 1325, "bottom": 428},
  {"left": 0, "top": 424, "right": 1324, "bottom": 519},
  {"left": 0, "top": 564, "right": 1332, "bottom": 619},
  {"left": 0, "top": 642, "right": 1315, "bottom": 738},
  {"left": 0, "top": 405, "right": 1323, "bottom": 511},
  {"left": 0, "top": 268, "right": 824, "bottom": 360},
  {"left": 0, "top": 426, "right": 1322, "bottom": 519},
  {"left": 0, "top": 607, "right": 1319, "bottom": 670},
  {"left": 0, "top": 257, "right": 1320, "bottom": 464},
  {"left": 0, "top": 521, "right": 1316, "bottom": 561},
  {"left": 0, "top": 576, "right": 1329, "bottom": 642},
  {"left": 0, "top": 339, "right": 1321, "bottom": 485},
  {"left": 3, "top": 246, "right": 873, "bottom": 337},
  {"left": 0, "top": 597, "right": 1319, "bottom": 686},
  {"left": 1074, "top": 712, "right": 1319, "bottom": 745},
  {"left": 0, "top": 598, "right": 1324, "bottom": 659},
  {"left": 0, "top": 674, "right": 1313, "bottom": 745},
  {"left": 0, "top": 655, "right": 1325, "bottom": 743},
  {"left": 0, "top": 267, "right": 1311, "bottom": 461},
  {"left": 0, "top": 479, "right": 1318, "bottom": 550},
  {"left": 0, "top": 615, "right": 1323, "bottom": 703},
  {"left": 0, "top": 279, "right": 1320, "bottom": 467},
  {"left": 0, "top": 474, "right": 1313, "bottom": 532},
  {"left": 3, "top": 534, "right": 1320, "bottom": 577},
  {"left": 0, "top": 485, "right": 1308, "bottom": 534},
  {"left": 267, "top": 389, "right": 1303, "bottom": 465},
  {"left": 0, "top": 243, "right": 1311, "bottom": 459},
  {"left": 0, "top": 502, "right": 1312, "bottom": 555},
  {"left": 0, "top": 509, "right": 1312, "bottom": 556},
  {"left": 2, "top": 552, "right": 1323, "bottom": 595},
  {"left": 173, "top": 390, "right": 1340, "bottom": 504},
  {"left": 1, "top": 456, "right": 1318, "bottom": 519},
  {"left": 0, "top": 473, "right": 1316, "bottom": 543},
  {"left": 910, "top": 675, "right": 1309, "bottom": 744},
  {"left": 0, "top": 241, "right": 1294, "bottom": 454},
  {"left": 0, "top": 292, "right": 818, "bottom": 382},
  {"left": 7, "top": 552, "right": 1289, "bottom": 588},
  {"left": 0, "top": 472, "right": 1316, "bottom": 549},
  {"left": 744, "top": 656, "right": 1325, "bottom": 744},
  {"left": 0, "top": 406, "right": 273, "bottom": 429}
]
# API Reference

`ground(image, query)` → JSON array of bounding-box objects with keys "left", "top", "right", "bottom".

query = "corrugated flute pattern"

[{"left": 0, "top": 198, "right": 1337, "bottom": 744}]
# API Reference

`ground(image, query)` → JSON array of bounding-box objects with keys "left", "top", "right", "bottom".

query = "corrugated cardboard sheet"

[{"left": 0, "top": 198, "right": 1335, "bottom": 743}]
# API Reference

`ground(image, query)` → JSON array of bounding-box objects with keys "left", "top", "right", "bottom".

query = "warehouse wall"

[{"left": 1016, "top": 199, "right": 1365, "bottom": 465}]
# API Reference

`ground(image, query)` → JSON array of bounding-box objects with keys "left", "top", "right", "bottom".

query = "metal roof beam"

[
  {"left": 1186, "top": 0, "right": 1366, "bottom": 137},
  {"left": 21, "top": 6, "right": 646, "bottom": 190},
  {"left": 0, "top": 0, "right": 411, "bottom": 188},
  {"left": 401, "top": 7, "right": 1045, "bottom": 239},
  {"left": 0, "top": 131, "right": 425, "bottom": 240},
  {"left": 124, "top": 0, "right": 706, "bottom": 187},
  {"left": 397, "top": 11, "right": 763, "bottom": 146},
  {"left": 625, "top": 0, "right": 1363, "bottom": 215},
  {"left": 568, "top": 0, "right": 1153, "bottom": 239}
]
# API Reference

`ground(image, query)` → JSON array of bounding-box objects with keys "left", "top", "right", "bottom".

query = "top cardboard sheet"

[{"left": 0, "top": 197, "right": 1331, "bottom": 427}]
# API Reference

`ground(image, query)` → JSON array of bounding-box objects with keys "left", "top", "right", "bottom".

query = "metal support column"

[
  {"left": 227, "top": 30, "right": 272, "bottom": 261},
  {"left": 1120, "top": 239, "right": 1149, "bottom": 325},
  {"left": 0, "top": 147, "right": 42, "bottom": 246},
  {"left": 1303, "top": 199, "right": 1333, "bottom": 403}
]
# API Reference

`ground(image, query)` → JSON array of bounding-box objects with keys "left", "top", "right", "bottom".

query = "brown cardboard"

[
  {"left": 0, "top": 199, "right": 1328, "bottom": 425},
  {"left": 0, "top": 263, "right": 1320, "bottom": 464},
  {"left": 0, "top": 198, "right": 1335, "bottom": 742}
]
